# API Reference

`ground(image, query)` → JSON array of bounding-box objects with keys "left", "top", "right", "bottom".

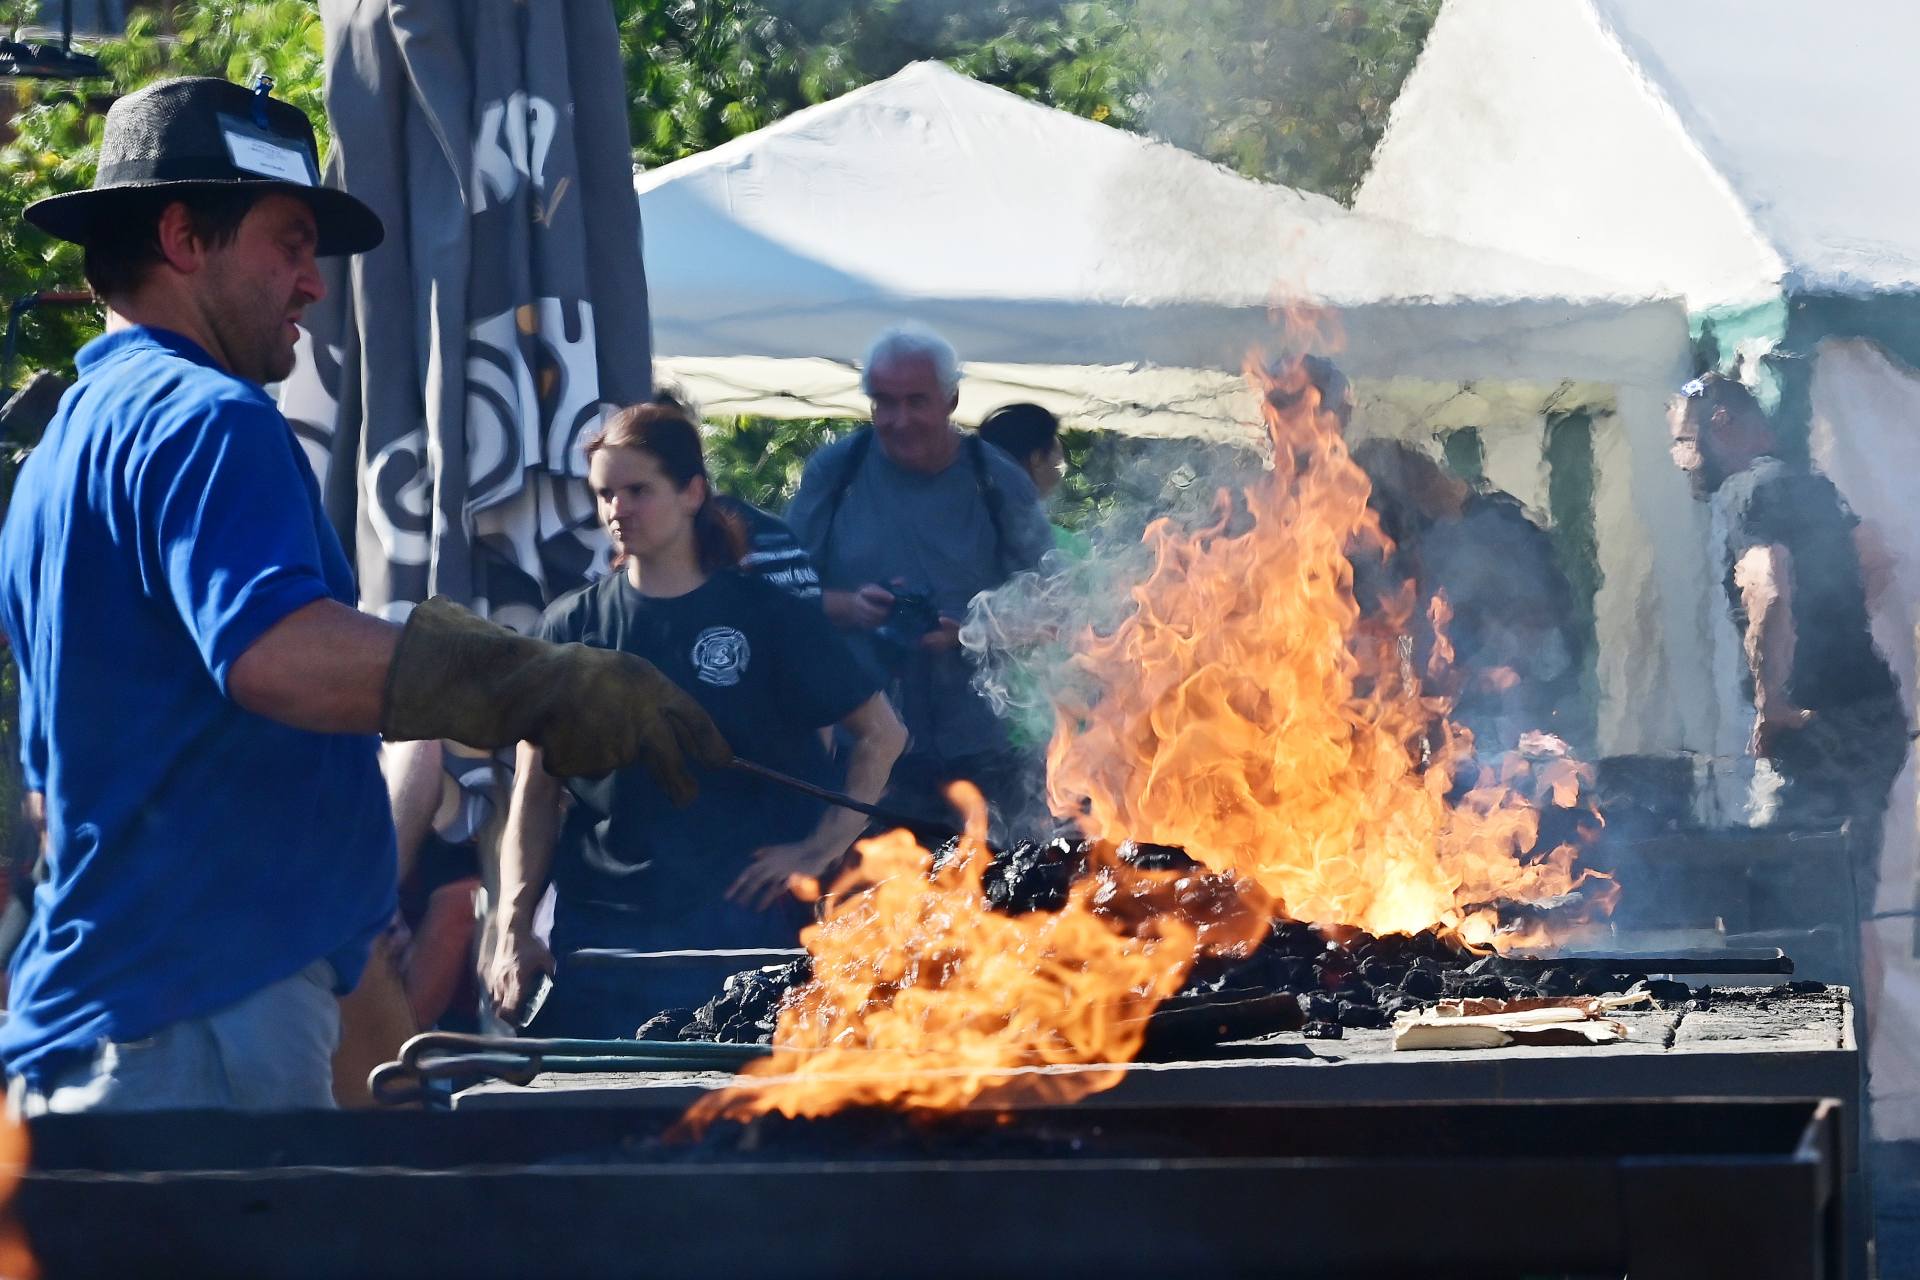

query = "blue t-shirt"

[
  {"left": 0, "top": 327, "right": 397, "bottom": 1083},
  {"left": 536, "top": 570, "right": 877, "bottom": 952}
]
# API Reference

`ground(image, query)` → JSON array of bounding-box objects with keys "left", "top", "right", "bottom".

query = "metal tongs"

[
  {"left": 726, "top": 755, "right": 966, "bottom": 843},
  {"left": 368, "top": 1031, "right": 773, "bottom": 1107}
]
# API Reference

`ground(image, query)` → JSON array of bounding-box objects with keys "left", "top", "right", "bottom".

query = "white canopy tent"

[
  {"left": 1358, "top": 0, "right": 1920, "bottom": 1137},
  {"left": 635, "top": 60, "right": 1708, "bottom": 756}
]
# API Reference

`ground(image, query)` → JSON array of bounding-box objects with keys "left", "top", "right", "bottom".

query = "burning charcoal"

[
  {"left": 1364, "top": 932, "right": 1416, "bottom": 964},
  {"left": 1533, "top": 967, "right": 1575, "bottom": 997},
  {"left": 1116, "top": 839, "right": 1201, "bottom": 871},
  {"left": 1271, "top": 956, "right": 1316, "bottom": 992},
  {"left": 1574, "top": 969, "right": 1628, "bottom": 996},
  {"left": 1300, "top": 993, "right": 1340, "bottom": 1023},
  {"left": 635, "top": 1010, "right": 692, "bottom": 1041},
  {"left": 1460, "top": 974, "right": 1511, "bottom": 1000},
  {"left": 1380, "top": 994, "right": 1424, "bottom": 1018},
  {"left": 1336, "top": 979, "right": 1377, "bottom": 1007},
  {"left": 1462, "top": 955, "right": 1503, "bottom": 977},
  {"left": 1267, "top": 921, "right": 1326, "bottom": 958},
  {"left": 1359, "top": 958, "right": 1407, "bottom": 987},
  {"left": 1302, "top": 1020, "right": 1343, "bottom": 1040},
  {"left": 982, "top": 838, "right": 1083, "bottom": 915},
  {"left": 1645, "top": 979, "right": 1691, "bottom": 1005},
  {"left": 1409, "top": 928, "right": 1464, "bottom": 960},
  {"left": 1337, "top": 1001, "right": 1392, "bottom": 1030},
  {"left": 1399, "top": 967, "right": 1444, "bottom": 1000}
]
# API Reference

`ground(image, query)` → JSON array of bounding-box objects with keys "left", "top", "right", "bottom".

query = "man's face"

[
  {"left": 1668, "top": 399, "right": 1721, "bottom": 499},
  {"left": 194, "top": 194, "right": 325, "bottom": 385},
  {"left": 868, "top": 354, "right": 959, "bottom": 474}
]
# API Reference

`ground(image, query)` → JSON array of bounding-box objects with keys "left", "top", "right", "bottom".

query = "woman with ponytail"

[{"left": 489, "top": 403, "right": 906, "bottom": 1037}]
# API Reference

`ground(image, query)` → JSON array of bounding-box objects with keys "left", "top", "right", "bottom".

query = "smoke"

[{"left": 961, "top": 432, "right": 1269, "bottom": 837}]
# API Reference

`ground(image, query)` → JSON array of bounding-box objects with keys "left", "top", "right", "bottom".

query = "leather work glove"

[{"left": 380, "top": 597, "right": 731, "bottom": 800}]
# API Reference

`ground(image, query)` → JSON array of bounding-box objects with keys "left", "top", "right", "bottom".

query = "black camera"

[{"left": 872, "top": 588, "right": 942, "bottom": 663}]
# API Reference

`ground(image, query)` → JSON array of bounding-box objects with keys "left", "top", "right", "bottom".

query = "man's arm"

[
  {"left": 728, "top": 691, "right": 908, "bottom": 910},
  {"left": 1735, "top": 542, "right": 1811, "bottom": 753},
  {"left": 487, "top": 741, "right": 564, "bottom": 1021},
  {"left": 227, "top": 598, "right": 398, "bottom": 733},
  {"left": 224, "top": 596, "right": 729, "bottom": 791}
]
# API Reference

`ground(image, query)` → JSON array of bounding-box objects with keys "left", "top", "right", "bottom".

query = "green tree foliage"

[{"left": 0, "top": 0, "right": 326, "bottom": 377}]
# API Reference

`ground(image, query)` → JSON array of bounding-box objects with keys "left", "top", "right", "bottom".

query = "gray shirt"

[{"left": 787, "top": 429, "right": 1053, "bottom": 760}]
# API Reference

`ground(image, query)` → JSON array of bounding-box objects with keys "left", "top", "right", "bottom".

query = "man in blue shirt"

[{"left": 0, "top": 78, "right": 727, "bottom": 1112}]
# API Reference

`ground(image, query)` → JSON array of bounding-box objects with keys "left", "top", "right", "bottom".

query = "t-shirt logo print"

[{"left": 691, "top": 626, "right": 751, "bottom": 687}]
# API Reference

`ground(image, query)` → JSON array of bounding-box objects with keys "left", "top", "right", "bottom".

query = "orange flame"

[
  {"left": 1045, "top": 351, "right": 1603, "bottom": 944},
  {"left": 683, "top": 339, "right": 1610, "bottom": 1128},
  {"left": 680, "top": 785, "right": 1215, "bottom": 1128}
]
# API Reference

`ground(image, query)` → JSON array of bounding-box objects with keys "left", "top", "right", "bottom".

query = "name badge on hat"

[{"left": 217, "top": 114, "right": 317, "bottom": 187}]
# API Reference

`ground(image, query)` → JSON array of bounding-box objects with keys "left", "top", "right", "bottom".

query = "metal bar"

[
  {"left": 1499, "top": 948, "right": 1793, "bottom": 975},
  {"left": 726, "top": 755, "right": 959, "bottom": 840}
]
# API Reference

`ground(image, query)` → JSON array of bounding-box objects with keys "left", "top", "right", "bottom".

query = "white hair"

[{"left": 860, "top": 323, "right": 962, "bottom": 395}]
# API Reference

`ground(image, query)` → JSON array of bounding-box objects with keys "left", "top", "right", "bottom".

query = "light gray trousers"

[{"left": 8, "top": 959, "right": 340, "bottom": 1115}]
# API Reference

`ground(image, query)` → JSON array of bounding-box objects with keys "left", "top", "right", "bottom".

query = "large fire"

[
  {"left": 1046, "top": 354, "right": 1604, "bottom": 945},
  {"left": 687, "top": 347, "right": 1609, "bottom": 1127}
]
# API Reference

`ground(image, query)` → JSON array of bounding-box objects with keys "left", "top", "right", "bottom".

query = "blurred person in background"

[
  {"left": 979, "top": 401, "right": 1088, "bottom": 560},
  {"left": 787, "top": 325, "right": 1053, "bottom": 834},
  {"left": 1350, "top": 439, "right": 1584, "bottom": 758},
  {"left": 1668, "top": 373, "right": 1908, "bottom": 918},
  {"left": 489, "top": 403, "right": 904, "bottom": 1036}
]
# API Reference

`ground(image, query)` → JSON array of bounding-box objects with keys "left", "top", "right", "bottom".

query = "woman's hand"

[
  {"left": 727, "top": 839, "right": 839, "bottom": 911},
  {"left": 486, "top": 924, "right": 555, "bottom": 1025}
]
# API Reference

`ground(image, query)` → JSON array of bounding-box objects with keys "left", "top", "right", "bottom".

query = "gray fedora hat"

[{"left": 25, "top": 76, "right": 383, "bottom": 257}]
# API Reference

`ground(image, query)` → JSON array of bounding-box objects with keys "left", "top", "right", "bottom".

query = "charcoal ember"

[
  {"left": 1574, "top": 969, "right": 1628, "bottom": 996},
  {"left": 1266, "top": 921, "right": 1327, "bottom": 958},
  {"left": 634, "top": 1009, "right": 693, "bottom": 1041},
  {"left": 1300, "top": 993, "right": 1340, "bottom": 1023},
  {"left": 1533, "top": 967, "right": 1576, "bottom": 997},
  {"left": 1336, "top": 1001, "right": 1391, "bottom": 1029},
  {"left": 1359, "top": 958, "right": 1407, "bottom": 988},
  {"left": 1269, "top": 955, "right": 1316, "bottom": 992},
  {"left": 1408, "top": 928, "right": 1461, "bottom": 960},
  {"left": 682, "top": 960, "right": 811, "bottom": 1044},
  {"left": 1646, "top": 979, "right": 1691, "bottom": 1004},
  {"left": 1380, "top": 994, "right": 1424, "bottom": 1018},
  {"left": 1399, "top": 967, "right": 1444, "bottom": 999},
  {"left": 1362, "top": 932, "right": 1417, "bottom": 964},
  {"left": 1460, "top": 974, "right": 1511, "bottom": 1000},
  {"left": 981, "top": 838, "right": 1084, "bottom": 914},
  {"left": 1302, "top": 1020, "right": 1343, "bottom": 1040},
  {"left": 1116, "top": 839, "right": 1202, "bottom": 872},
  {"left": 1335, "top": 979, "right": 1377, "bottom": 1007}
]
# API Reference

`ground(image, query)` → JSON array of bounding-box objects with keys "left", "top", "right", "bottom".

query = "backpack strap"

[
  {"left": 821, "top": 427, "right": 1011, "bottom": 579},
  {"left": 819, "top": 427, "right": 875, "bottom": 563},
  {"left": 964, "top": 432, "right": 1013, "bottom": 580}
]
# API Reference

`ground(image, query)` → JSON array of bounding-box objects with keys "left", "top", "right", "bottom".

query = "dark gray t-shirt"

[{"left": 787, "top": 429, "right": 1053, "bottom": 760}]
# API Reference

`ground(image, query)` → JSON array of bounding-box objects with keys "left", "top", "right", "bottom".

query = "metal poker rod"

[{"left": 725, "top": 755, "right": 962, "bottom": 842}]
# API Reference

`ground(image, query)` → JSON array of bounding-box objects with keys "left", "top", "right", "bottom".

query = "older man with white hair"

[{"left": 788, "top": 324, "right": 1053, "bottom": 830}]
